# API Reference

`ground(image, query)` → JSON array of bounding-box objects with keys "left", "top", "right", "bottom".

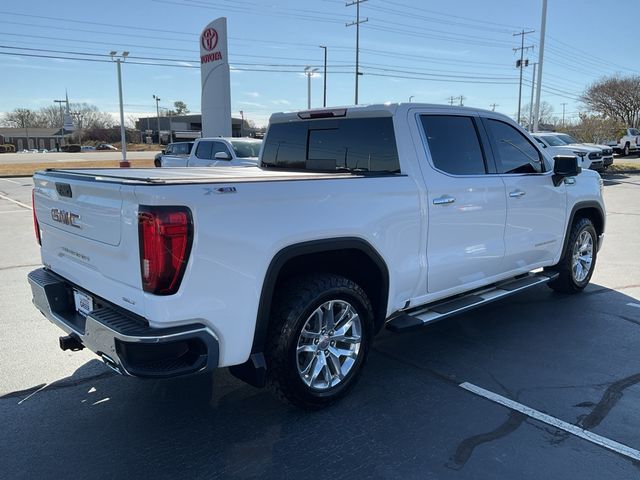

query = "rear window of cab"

[{"left": 261, "top": 117, "right": 400, "bottom": 173}]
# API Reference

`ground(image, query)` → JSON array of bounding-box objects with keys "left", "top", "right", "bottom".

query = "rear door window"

[
  {"left": 420, "top": 115, "right": 487, "bottom": 175},
  {"left": 485, "top": 119, "right": 544, "bottom": 174},
  {"left": 262, "top": 117, "right": 400, "bottom": 173}
]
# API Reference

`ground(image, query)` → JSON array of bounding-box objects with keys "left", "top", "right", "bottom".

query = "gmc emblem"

[{"left": 51, "top": 209, "right": 81, "bottom": 228}]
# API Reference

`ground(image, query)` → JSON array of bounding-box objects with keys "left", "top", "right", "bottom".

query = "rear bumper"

[{"left": 28, "top": 268, "right": 219, "bottom": 378}]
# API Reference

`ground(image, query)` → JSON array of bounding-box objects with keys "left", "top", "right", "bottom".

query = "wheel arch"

[
  {"left": 252, "top": 238, "right": 390, "bottom": 355},
  {"left": 560, "top": 201, "right": 605, "bottom": 259}
]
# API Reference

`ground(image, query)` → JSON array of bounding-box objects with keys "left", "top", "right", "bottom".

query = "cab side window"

[
  {"left": 195, "top": 141, "right": 213, "bottom": 159},
  {"left": 486, "top": 119, "right": 543, "bottom": 174},
  {"left": 420, "top": 115, "right": 487, "bottom": 175}
]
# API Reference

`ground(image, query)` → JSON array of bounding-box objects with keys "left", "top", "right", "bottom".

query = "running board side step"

[{"left": 386, "top": 271, "right": 558, "bottom": 333}]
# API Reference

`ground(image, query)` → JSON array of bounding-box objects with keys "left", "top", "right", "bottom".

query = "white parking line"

[
  {"left": 460, "top": 382, "right": 640, "bottom": 462},
  {"left": 0, "top": 178, "right": 20, "bottom": 184},
  {"left": 0, "top": 193, "right": 31, "bottom": 210},
  {"left": 627, "top": 303, "right": 640, "bottom": 309}
]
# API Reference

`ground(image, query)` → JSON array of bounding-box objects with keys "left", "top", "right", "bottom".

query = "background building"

[
  {"left": 0, "top": 127, "right": 72, "bottom": 151},
  {"left": 135, "top": 114, "right": 260, "bottom": 143}
]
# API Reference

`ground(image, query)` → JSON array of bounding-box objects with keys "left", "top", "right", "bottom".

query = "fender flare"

[{"left": 559, "top": 201, "right": 605, "bottom": 259}]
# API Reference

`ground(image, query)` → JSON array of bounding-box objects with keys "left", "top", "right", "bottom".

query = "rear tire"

[
  {"left": 623, "top": 144, "right": 630, "bottom": 157},
  {"left": 547, "top": 217, "right": 597, "bottom": 294},
  {"left": 265, "top": 274, "right": 374, "bottom": 409}
]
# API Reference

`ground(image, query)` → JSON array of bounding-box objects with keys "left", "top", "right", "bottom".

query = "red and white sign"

[
  {"left": 200, "top": 18, "right": 231, "bottom": 137},
  {"left": 201, "top": 28, "right": 219, "bottom": 51}
]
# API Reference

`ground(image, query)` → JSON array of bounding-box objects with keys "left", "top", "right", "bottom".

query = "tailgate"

[{"left": 33, "top": 173, "right": 145, "bottom": 316}]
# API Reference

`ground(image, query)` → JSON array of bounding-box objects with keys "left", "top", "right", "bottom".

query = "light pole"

[
  {"left": 71, "top": 111, "right": 83, "bottom": 146},
  {"left": 153, "top": 94, "right": 162, "bottom": 145},
  {"left": 239, "top": 110, "right": 244, "bottom": 137},
  {"left": 110, "top": 51, "right": 130, "bottom": 167},
  {"left": 304, "top": 66, "right": 318, "bottom": 109},
  {"left": 319, "top": 45, "right": 327, "bottom": 107},
  {"left": 54, "top": 99, "right": 66, "bottom": 151}
]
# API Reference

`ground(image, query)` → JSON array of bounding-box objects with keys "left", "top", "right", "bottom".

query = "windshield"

[
  {"left": 230, "top": 139, "right": 262, "bottom": 158},
  {"left": 540, "top": 135, "right": 566, "bottom": 147},
  {"left": 554, "top": 133, "right": 579, "bottom": 145}
]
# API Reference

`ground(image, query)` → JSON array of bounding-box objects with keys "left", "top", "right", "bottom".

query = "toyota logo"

[{"left": 201, "top": 28, "right": 219, "bottom": 51}]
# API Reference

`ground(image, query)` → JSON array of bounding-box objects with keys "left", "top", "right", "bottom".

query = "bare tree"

[
  {"left": 581, "top": 75, "right": 640, "bottom": 128},
  {"left": 519, "top": 101, "right": 556, "bottom": 129},
  {"left": 173, "top": 100, "right": 189, "bottom": 115},
  {"left": 557, "top": 113, "right": 625, "bottom": 144},
  {"left": 1, "top": 108, "right": 42, "bottom": 128},
  {"left": 69, "top": 103, "right": 114, "bottom": 129}
]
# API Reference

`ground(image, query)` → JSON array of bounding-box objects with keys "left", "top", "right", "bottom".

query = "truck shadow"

[{"left": 2, "top": 283, "right": 640, "bottom": 478}]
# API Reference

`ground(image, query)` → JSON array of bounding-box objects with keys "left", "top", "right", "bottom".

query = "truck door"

[
  {"left": 481, "top": 117, "right": 566, "bottom": 270},
  {"left": 417, "top": 113, "right": 507, "bottom": 294}
]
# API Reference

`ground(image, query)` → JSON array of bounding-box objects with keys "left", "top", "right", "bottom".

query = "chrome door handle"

[
  {"left": 433, "top": 195, "right": 456, "bottom": 205},
  {"left": 509, "top": 190, "right": 526, "bottom": 198}
]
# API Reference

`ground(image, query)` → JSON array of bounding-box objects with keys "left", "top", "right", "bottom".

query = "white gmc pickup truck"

[{"left": 29, "top": 104, "right": 605, "bottom": 409}]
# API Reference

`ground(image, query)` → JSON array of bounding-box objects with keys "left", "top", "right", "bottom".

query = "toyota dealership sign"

[{"left": 200, "top": 18, "right": 231, "bottom": 137}]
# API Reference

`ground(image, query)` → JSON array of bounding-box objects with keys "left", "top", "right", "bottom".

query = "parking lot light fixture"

[{"left": 110, "top": 51, "right": 130, "bottom": 168}]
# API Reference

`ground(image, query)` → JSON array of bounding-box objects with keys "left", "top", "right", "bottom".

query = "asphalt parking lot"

[{"left": 1, "top": 173, "right": 639, "bottom": 479}]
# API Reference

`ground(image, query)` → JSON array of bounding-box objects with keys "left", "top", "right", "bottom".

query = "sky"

[{"left": 0, "top": 0, "right": 638, "bottom": 127}]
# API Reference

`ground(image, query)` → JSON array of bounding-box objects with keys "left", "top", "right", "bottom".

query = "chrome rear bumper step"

[{"left": 386, "top": 271, "right": 558, "bottom": 333}]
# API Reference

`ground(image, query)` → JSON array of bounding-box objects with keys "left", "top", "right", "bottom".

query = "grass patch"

[
  {"left": 607, "top": 162, "right": 640, "bottom": 174},
  {"left": 0, "top": 159, "right": 155, "bottom": 177}
]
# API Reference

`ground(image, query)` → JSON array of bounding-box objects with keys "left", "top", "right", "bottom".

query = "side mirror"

[
  {"left": 214, "top": 151, "right": 231, "bottom": 160},
  {"left": 161, "top": 149, "right": 165, "bottom": 154},
  {"left": 552, "top": 155, "right": 581, "bottom": 186}
]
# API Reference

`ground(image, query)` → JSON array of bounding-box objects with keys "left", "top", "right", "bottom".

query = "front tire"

[
  {"left": 547, "top": 217, "right": 597, "bottom": 293},
  {"left": 265, "top": 274, "right": 374, "bottom": 409},
  {"left": 623, "top": 144, "right": 630, "bottom": 157}
]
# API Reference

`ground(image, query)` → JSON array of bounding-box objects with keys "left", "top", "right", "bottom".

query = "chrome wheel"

[
  {"left": 572, "top": 230, "right": 593, "bottom": 283},
  {"left": 296, "top": 300, "right": 362, "bottom": 391}
]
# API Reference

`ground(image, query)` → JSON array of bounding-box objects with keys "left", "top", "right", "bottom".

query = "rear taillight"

[
  {"left": 32, "top": 189, "right": 41, "bottom": 245},
  {"left": 138, "top": 206, "right": 193, "bottom": 295}
]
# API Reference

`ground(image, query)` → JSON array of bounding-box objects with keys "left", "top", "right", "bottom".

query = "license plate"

[{"left": 73, "top": 289, "right": 93, "bottom": 317}]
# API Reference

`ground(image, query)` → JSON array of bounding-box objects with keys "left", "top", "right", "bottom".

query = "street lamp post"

[
  {"left": 239, "top": 110, "right": 244, "bottom": 137},
  {"left": 110, "top": 51, "right": 130, "bottom": 167},
  {"left": 304, "top": 66, "right": 318, "bottom": 109},
  {"left": 319, "top": 46, "right": 327, "bottom": 107},
  {"left": 153, "top": 95, "right": 162, "bottom": 145}
]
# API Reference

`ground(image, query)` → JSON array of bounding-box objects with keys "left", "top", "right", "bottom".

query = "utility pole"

[
  {"left": 346, "top": 0, "right": 368, "bottom": 105},
  {"left": 319, "top": 45, "right": 327, "bottom": 107},
  {"left": 239, "top": 110, "right": 244, "bottom": 137},
  {"left": 448, "top": 96, "right": 456, "bottom": 106},
  {"left": 54, "top": 99, "right": 65, "bottom": 151},
  {"left": 490, "top": 103, "right": 499, "bottom": 111},
  {"left": 561, "top": 103, "right": 567, "bottom": 127},
  {"left": 528, "top": 62, "right": 538, "bottom": 128},
  {"left": 533, "top": 0, "right": 547, "bottom": 132},
  {"left": 513, "top": 29, "right": 535, "bottom": 125},
  {"left": 458, "top": 95, "right": 465, "bottom": 106},
  {"left": 153, "top": 94, "right": 162, "bottom": 145},
  {"left": 304, "top": 66, "right": 318, "bottom": 109},
  {"left": 110, "top": 51, "right": 130, "bottom": 167}
]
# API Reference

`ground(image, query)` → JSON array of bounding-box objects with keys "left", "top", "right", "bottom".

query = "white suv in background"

[
  {"left": 160, "top": 137, "right": 262, "bottom": 167},
  {"left": 552, "top": 133, "right": 613, "bottom": 172},
  {"left": 531, "top": 133, "right": 594, "bottom": 170}
]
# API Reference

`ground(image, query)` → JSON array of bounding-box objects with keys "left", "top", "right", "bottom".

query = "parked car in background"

[
  {"left": 154, "top": 141, "right": 194, "bottom": 167},
  {"left": 532, "top": 133, "right": 594, "bottom": 170},
  {"left": 550, "top": 133, "right": 613, "bottom": 171},
  {"left": 81, "top": 145, "right": 96, "bottom": 152},
  {"left": 96, "top": 144, "right": 117, "bottom": 151},
  {"left": 160, "top": 137, "right": 262, "bottom": 167},
  {"left": 607, "top": 128, "right": 640, "bottom": 156}
]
